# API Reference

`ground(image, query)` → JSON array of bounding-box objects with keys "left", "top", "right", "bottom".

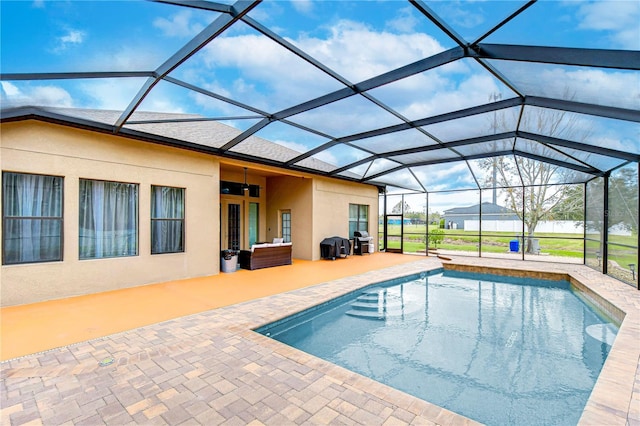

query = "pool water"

[{"left": 258, "top": 270, "right": 619, "bottom": 426}]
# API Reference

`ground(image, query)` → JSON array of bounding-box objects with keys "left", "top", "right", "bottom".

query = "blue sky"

[{"left": 1, "top": 0, "right": 638, "bottom": 203}]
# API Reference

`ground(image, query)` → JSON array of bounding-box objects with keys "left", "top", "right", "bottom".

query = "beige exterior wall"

[
  {"left": 312, "top": 178, "right": 379, "bottom": 260},
  {"left": 1, "top": 120, "right": 381, "bottom": 305},
  {"left": 1, "top": 121, "right": 220, "bottom": 306},
  {"left": 265, "top": 176, "right": 378, "bottom": 261},
  {"left": 266, "top": 175, "right": 313, "bottom": 260}
]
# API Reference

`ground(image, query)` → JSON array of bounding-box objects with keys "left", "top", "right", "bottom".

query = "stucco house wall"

[
  {"left": 313, "top": 178, "right": 379, "bottom": 260},
  {"left": 1, "top": 121, "right": 219, "bottom": 306},
  {"left": 264, "top": 176, "right": 379, "bottom": 261},
  {"left": 265, "top": 175, "right": 314, "bottom": 260},
  {"left": 2, "top": 119, "right": 382, "bottom": 305}
]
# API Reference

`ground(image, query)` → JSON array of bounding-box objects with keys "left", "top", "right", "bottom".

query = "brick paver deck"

[{"left": 2, "top": 257, "right": 639, "bottom": 425}]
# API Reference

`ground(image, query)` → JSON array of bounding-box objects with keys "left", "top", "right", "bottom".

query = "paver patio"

[{"left": 1, "top": 256, "right": 639, "bottom": 425}]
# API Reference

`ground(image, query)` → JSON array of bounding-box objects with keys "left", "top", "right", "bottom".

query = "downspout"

[
  {"left": 521, "top": 185, "right": 525, "bottom": 260},
  {"left": 603, "top": 173, "right": 609, "bottom": 275},
  {"left": 583, "top": 181, "right": 587, "bottom": 267},
  {"left": 425, "top": 192, "right": 429, "bottom": 257},
  {"left": 383, "top": 188, "right": 388, "bottom": 252},
  {"left": 479, "top": 191, "right": 483, "bottom": 257}
]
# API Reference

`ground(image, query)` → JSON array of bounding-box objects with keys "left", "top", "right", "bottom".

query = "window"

[
  {"left": 349, "top": 204, "right": 369, "bottom": 237},
  {"left": 151, "top": 186, "right": 185, "bottom": 254},
  {"left": 281, "top": 210, "right": 291, "bottom": 243},
  {"left": 2, "top": 172, "right": 63, "bottom": 265},
  {"left": 79, "top": 179, "right": 138, "bottom": 259},
  {"left": 249, "top": 202, "right": 259, "bottom": 247}
]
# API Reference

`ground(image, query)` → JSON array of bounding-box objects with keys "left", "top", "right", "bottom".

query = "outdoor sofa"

[{"left": 239, "top": 241, "right": 292, "bottom": 270}]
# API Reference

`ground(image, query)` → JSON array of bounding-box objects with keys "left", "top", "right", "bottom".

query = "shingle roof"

[{"left": 444, "top": 202, "right": 516, "bottom": 215}]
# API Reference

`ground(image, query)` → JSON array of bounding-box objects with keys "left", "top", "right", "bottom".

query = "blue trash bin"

[{"left": 509, "top": 240, "right": 519, "bottom": 252}]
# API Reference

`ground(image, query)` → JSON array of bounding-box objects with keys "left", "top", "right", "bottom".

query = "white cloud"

[
  {"left": 61, "top": 30, "right": 84, "bottom": 45},
  {"left": 273, "top": 139, "right": 307, "bottom": 153},
  {"left": 53, "top": 28, "right": 85, "bottom": 53},
  {"left": 168, "top": 20, "right": 450, "bottom": 123},
  {"left": 291, "top": 0, "right": 313, "bottom": 15},
  {"left": 433, "top": 1, "right": 484, "bottom": 30},
  {"left": 296, "top": 19, "right": 445, "bottom": 82},
  {"left": 78, "top": 78, "right": 189, "bottom": 114},
  {"left": 1, "top": 81, "right": 74, "bottom": 107},
  {"left": 193, "top": 18, "right": 480, "bottom": 138},
  {"left": 491, "top": 60, "right": 639, "bottom": 111},
  {"left": 1, "top": 81, "right": 21, "bottom": 97},
  {"left": 83, "top": 45, "right": 164, "bottom": 71},
  {"left": 593, "top": 127, "right": 640, "bottom": 152},
  {"left": 78, "top": 79, "right": 143, "bottom": 111},
  {"left": 373, "top": 70, "right": 501, "bottom": 121},
  {"left": 277, "top": 138, "right": 338, "bottom": 165},
  {"left": 191, "top": 17, "right": 448, "bottom": 119},
  {"left": 313, "top": 151, "right": 339, "bottom": 166},
  {"left": 153, "top": 10, "right": 204, "bottom": 38},
  {"left": 198, "top": 34, "right": 341, "bottom": 111},
  {"left": 386, "top": 6, "right": 420, "bottom": 33},
  {"left": 576, "top": 1, "right": 640, "bottom": 49},
  {"left": 192, "top": 90, "right": 243, "bottom": 116},
  {"left": 536, "top": 67, "right": 639, "bottom": 110},
  {"left": 414, "top": 162, "right": 476, "bottom": 192},
  {"left": 0, "top": 78, "right": 184, "bottom": 114}
]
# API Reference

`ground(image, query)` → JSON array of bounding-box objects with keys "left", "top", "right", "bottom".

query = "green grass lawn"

[{"left": 379, "top": 224, "right": 638, "bottom": 260}]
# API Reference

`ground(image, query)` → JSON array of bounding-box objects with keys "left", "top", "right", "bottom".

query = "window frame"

[
  {"left": 151, "top": 185, "right": 186, "bottom": 255},
  {"left": 349, "top": 204, "right": 369, "bottom": 237},
  {"left": 78, "top": 178, "right": 139, "bottom": 260},
  {"left": 2, "top": 171, "right": 64, "bottom": 265},
  {"left": 281, "top": 210, "right": 291, "bottom": 243}
]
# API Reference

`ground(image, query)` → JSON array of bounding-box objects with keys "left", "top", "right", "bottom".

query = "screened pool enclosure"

[
  {"left": 379, "top": 161, "right": 639, "bottom": 288},
  {"left": 1, "top": 1, "right": 638, "bottom": 287}
]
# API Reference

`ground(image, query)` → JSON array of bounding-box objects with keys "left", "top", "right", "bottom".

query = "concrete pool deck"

[{"left": 1, "top": 255, "right": 639, "bottom": 425}]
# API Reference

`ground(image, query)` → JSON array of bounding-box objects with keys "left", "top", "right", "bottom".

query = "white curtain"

[
  {"left": 151, "top": 186, "right": 184, "bottom": 254},
  {"left": 79, "top": 180, "right": 138, "bottom": 259},
  {"left": 2, "top": 173, "right": 62, "bottom": 264}
]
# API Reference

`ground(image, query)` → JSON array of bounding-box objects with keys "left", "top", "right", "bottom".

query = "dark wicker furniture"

[{"left": 239, "top": 243, "right": 292, "bottom": 270}]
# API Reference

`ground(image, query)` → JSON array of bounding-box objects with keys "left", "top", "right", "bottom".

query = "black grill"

[{"left": 320, "top": 236, "right": 350, "bottom": 260}]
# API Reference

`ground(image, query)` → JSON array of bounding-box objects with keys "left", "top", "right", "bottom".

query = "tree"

[
  {"left": 404, "top": 211, "right": 424, "bottom": 225},
  {"left": 609, "top": 165, "right": 639, "bottom": 234},
  {"left": 584, "top": 166, "right": 638, "bottom": 268},
  {"left": 549, "top": 184, "right": 584, "bottom": 221},
  {"left": 428, "top": 228, "right": 444, "bottom": 248},
  {"left": 391, "top": 200, "right": 411, "bottom": 214},
  {"left": 479, "top": 96, "right": 592, "bottom": 253},
  {"left": 428, "top": 211, "right": 441, "bottom": 225}
]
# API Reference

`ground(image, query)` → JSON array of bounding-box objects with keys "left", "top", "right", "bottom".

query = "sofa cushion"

[{"left": 250, "top": 243, "right": 269, "bottom": 252}]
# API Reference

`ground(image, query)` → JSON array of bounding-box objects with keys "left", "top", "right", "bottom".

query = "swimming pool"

[{"left": 257, "top": 269, "right": 619, "bottom": 426}]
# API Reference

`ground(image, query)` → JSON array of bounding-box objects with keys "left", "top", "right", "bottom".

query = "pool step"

[
  {"left": 345, "top": 310, "right": 386, "bottom": 320},
  {"left": 350, "top": 301, "right": 380, "bottom": 311},
  {"left": 346, "top": 289, "right": 409, "bottom": 320},
  {"left": 350, "top": 300, "right": 404, "bottom": 311},
  {"left": 356, "top": 294, "right": 380, "bottom": 302}
]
